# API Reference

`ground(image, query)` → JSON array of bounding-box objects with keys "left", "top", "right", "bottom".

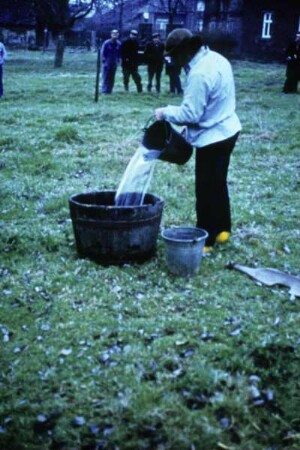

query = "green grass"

[{"left": 0, "top": 50, "right": 300, "bottom": 450}]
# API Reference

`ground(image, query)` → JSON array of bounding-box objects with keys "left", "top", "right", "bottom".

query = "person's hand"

[{"left": 155, "top": 108, "right": 165, "bottom": 120}]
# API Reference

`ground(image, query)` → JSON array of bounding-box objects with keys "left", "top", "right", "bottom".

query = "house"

[
  {"left": 203, "top": 0, "right": 300, "bottom": 61},
  {"left": 95, "top": 0, "right": 300, "bottom": 61},
  {"left": 241, "top": 0, "right": 300, "bottom": 61},
  {"left": 92, "top": 0, "right": 200, "bottom": 44},
  {"left": 1, "top": 0, "right": 299, "bottom": 61}
]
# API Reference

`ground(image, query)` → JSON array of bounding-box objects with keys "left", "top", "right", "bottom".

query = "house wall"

[
  {"left": 242, "top": 0, "right": 300, "bottom": 61},
  {"left": 201, "top": 0, "right": 300, "bottom": 61},
  {"left": 3, "top": 0, "right": 298, "bottom": 61},
  {"left": 88, "top": 0, "right": 300, "bottom": 60},
  {"left": 200, "top": 0, "right": 243, "bottom": 56}
]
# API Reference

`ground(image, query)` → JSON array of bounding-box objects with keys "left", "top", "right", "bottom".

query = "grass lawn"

[{"left": 0, "top": 49, "right": 299, "bottom": 450}]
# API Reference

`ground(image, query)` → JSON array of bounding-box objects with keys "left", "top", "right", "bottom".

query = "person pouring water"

[{"left": 154, "top": 29, "right": 241, "bottom": 253}]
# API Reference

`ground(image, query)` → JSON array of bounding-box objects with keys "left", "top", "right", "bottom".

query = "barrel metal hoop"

[{"left": 73, "top": 215, "right": 161, "bottom": 229}]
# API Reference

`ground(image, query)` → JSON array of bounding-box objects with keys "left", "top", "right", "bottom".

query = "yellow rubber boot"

[{"left": 216, "top": 231, "right": 230, "bottom": 244}]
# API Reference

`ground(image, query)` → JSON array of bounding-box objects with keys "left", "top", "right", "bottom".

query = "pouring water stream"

[{"left": 114, "top": 145, "right": 160, "bottom": 206}]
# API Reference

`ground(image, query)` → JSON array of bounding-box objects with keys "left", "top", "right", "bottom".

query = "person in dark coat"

[
  {"left": 101, "top": 29, "right": 121, "bottom": 94},
  {"left": 144, "top": 32, "right": 165, "bottom": 93},
  {"left": 165, "top": 55, "right": 183, "bottom": 94},
  {"left": 282, "top": 33, "right": 300, "bottom": 94},
  {"left": 0, "top": 36, "right": 7, "bottom": 98},
  {"left": 121, "top": 29, "right": 143, "bottom": 93}
]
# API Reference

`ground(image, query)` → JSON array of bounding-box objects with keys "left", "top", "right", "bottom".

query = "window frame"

[
  {"left": 197, "top": 0, "right": 205, "bottom": 12},
  {"left": 155, "top": 18, "right": 168, "bottom": 32},
  {"left": 197, "top": 18, "right": 204, "bottom": 32},
  {"left": 262, "top": 11, "right": 273, "bottom": 39}
]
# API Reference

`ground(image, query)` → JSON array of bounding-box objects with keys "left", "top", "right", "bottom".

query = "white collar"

[{"left": 188, "top": 45, "right": 210, "bottom": 70}]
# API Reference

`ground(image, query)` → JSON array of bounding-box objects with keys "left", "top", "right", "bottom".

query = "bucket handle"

[{"left": 143, "top": 115, "right": 156, "bottom": 131}]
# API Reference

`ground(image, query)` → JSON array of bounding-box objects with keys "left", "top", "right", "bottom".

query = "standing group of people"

[{"left": 100, "top": 29, "right": 182, "bottom": 95}]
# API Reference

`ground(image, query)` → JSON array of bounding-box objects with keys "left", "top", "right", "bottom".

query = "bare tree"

[
  {"left": 34, "top": 0, "right": 96, "bottom": 67},
  {"left": 103, "top": 0, "right": 125, "bottom": 35},
  {"left": 152, "top": 0, "right": 191, "bottom": 29}
]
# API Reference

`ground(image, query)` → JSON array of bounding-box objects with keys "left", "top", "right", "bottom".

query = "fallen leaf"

[
  {"left": 175, "top": 339, "right": 188, "bottom": 346},
  {"left": 71, "top": 416, "right": 85, "bottom": 426},
  {"left": 273, "top": 317, "right": 281, "bottom": 326},
  {"left": 217, "top": 443, "right": 235, "bottom": 450},
  {"left": 36, "top": 414, "right": 47, "bottom": 424},
  {"left": 219, "top": 417, "right": 231, "bottom": 429},
  {"left": 200, "top": 332, "right": 215, "bottom": 341},
  {"left": 249, "top": 375, "right": 261, "bottom": 384},
  {"left": 180, "top": 348, "right": 195, "bottom": 358},
  {"left": 59, "top": 348, "right": 72, "bottom": 356},
  {"left": 249, "top": 385, "right": 261, "bottom": 400},
  {"left": 230, "top": 328, "right": 242, "bottom": 336}
]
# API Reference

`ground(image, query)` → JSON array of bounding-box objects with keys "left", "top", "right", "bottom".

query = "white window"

[
  {"left": 156, "top": 19, "right": 168, "bottom": 32},
  {"left": 197, "top": 1, "right": 205, "bottom": 12},
  {"left": 197, "top": 0, "right": 205, "bottom": 31},
  {"left": 262, "top": 12, "right": 273, "bottom": 39},
  {"left": 197, "top": 19, "right": 204, "bottom": 32}
]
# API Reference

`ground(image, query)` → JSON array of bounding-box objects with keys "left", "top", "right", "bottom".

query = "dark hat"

[
  {"left": 130, "top": 29, "right": 138, "bottom": 36},
  {"left": 152, "top": 32, "right": 160, "bottom": 38},
  {"left": 111, "top": 29, "right": 119, "bottom": 35},
  {"left": 165, "top": 28, "right": 193, "bottom": 56}
]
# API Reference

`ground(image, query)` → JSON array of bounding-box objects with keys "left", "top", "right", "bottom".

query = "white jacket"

[{"left": 162, "top": 46, "right": 241, "bottom": 147}]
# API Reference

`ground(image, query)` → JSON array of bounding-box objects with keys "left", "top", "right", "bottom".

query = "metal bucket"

[
  {"left": 142, "top": 120, "right": 193, "bottom": 165},
  {"left": 161, "top": 226, "right": 208, "bottom": 276},
  {"left": 69, "top": 191, "right": 164, "bottom": 264}
]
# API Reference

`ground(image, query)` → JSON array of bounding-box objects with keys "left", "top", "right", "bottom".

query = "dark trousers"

[
  {"left": 147, "top": 64, "right": 163, "bottom": 93},
  {"left": 195, "top": 132, "right": 239, "bottom": 246},
  {"left": 283, "top": 73, "right": 299, "bottom": 93},
  {"left": 0, "top": 64, "right": 3, "bottom": 97},
  {"left": 166, "top": 65, "right": 182, "bottom": 94},
  {"left": 283, "top": 63, "right": 299, "bottom": 93},
  {"left": 169, "top": 72, "right": 182, "bottom": 94},
  {"left": 122, "top": 66, "right": 142, "bottom": 92},
  {"left": 102, "top": 64, "right": 117, "bottom": 94}
]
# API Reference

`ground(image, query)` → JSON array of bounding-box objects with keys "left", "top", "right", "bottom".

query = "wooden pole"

[
  {"left": 54, "top": 34, "right": 65, "bottom": 68},
  {"left": 95, "top": 47, "right": 101, "bottom": 102}
]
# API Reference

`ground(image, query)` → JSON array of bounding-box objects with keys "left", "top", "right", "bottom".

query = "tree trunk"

[
  {"left": 118, "top": 0, "right": 124, "bottom": 37},
  {"left": 54, "top": 34, "right": 65, "bottom": 68},
  {"left": 94, "top": 47, "right": 101, "bottom": 102}
]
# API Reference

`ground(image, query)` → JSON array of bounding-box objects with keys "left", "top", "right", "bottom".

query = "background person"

[
  {"left": 282, "top": 33, "right": 300, "bottom": 94},
  {"left": 165, "top": 55, "right": 183, "bottom": 94},
  {"left": 154, "top": 29, "right": 241, "bottom": 252},
  {"left": 101, "top": 29, "right": 121, "bottom": 95},
  {"left": 0, "top": 36, "right": 7, "bottom": 98},
  {"left": 121, "top": 29, "right": 143, "bottom": 93},
  {"left": 144, "top": 32, "right": 165, "bottom": 93}
]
